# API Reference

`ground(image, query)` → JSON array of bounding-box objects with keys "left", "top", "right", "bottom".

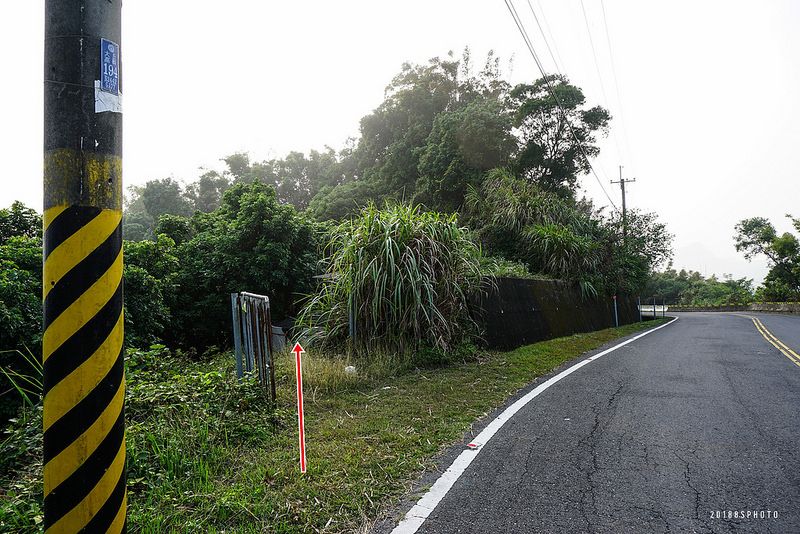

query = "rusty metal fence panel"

[{"left": 230, "top": 292, "right": 276, "bottom": 400}]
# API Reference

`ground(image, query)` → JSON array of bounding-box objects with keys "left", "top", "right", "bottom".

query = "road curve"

[{"left": 390, "top": 312, "right": 800, "bottom": 533}]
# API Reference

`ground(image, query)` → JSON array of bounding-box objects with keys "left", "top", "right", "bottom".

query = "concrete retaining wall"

[
  {"left": 667, "top": 305, "right": 750, "bottom": 312},
  {"left": 471, "top": 278, "right": 641, "bottom": 350},
  {"left": 668, "top": 303, "right": 800, "bottom": 314},
  {"left": 749, "top": 302, "right": 800, "bottom": 313}
]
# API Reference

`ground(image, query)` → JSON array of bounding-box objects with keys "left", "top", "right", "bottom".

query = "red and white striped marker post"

[{"left": 292, "top": 342, "right": 307, "bottom": 473}]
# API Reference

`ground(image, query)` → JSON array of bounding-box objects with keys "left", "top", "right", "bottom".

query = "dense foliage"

[
  {"left": 124, "top": 182, "right": 322, "bottom": 351},
  {"left": 165, "top": 182, "right": 320, "bottom": 350},
  {"left": 122, "top": 151, "right": 348, "bottom": 240},
  {"left": 509, "top": 75, "right": 610, "bottom": 196},
  {"left": 3, "top": 50, "right": 678, "bottom": 370},
  {"left": 645, "top": 268, "right": 754, "bottom": 306},
  {"left": 123, "top": 235, "right": 180, "bottom": 348},
  {"left": 466, "top": 169, "right": 672, "bottom": 296},
  {"left": 308, "top": 55, "right": 611, "bottom": 218},
  {"left": 0, "top": 203, "right": 43, "bottom": 422},
  {"left": 297, "top": 203, "right": 485, "bottom": 356},
  {"left": 1, "top": 182, "right": 319, "bottom": 358},
  {"left": 734, "top": 215, "right": 800, "bottom": 301},
  {"left": 120, "top": 52, "right": 618, "bottom": 226},
  {"left": 119, "top": 51, "right": 671, "bottom": 310},
  {"left": 0, "top": 345, "right": 274, "bottom": 531}
]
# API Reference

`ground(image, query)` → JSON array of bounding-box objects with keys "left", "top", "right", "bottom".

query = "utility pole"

[
  {"left": 44, "top": 1, "right": 126, "bottom": 532},
  {"left": 610, "top": 165, "right": 636, "bottom": 240}
]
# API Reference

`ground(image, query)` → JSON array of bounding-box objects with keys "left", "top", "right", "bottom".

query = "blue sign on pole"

[{"left": 100, "top": 38, "right": 119, "bottom": 95}]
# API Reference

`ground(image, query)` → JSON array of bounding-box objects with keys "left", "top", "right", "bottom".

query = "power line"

[
  {"left": 505, "top": 0, "right": 616, "bottom": 207},
  {"left": 526, "top": 0, "right": 563, "bottom": 76},
  {"left": 523, "top": 0, "right": 611, "bottom": 186},
  {"left": 579, "top": 0, "right": 622, "bottom": 164},
  {"left": 531, "top": 0, "right": 568, "bottom": 76},
  {"left": 600, "top": 0, "right": 636, "bottom": 173},
  {"left": 579, "top": 0, "right": 611, "bottom": 111},
  {"left": 503, "top": 0, "right": 619, "bottom": 212}
]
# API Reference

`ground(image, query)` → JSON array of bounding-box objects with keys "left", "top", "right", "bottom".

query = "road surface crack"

[
  {"left": 674, "top": 445, "right": 701, "bottom": 522},
  {"left": 575, "top": 381, "right": 626, "bottom": 533}
]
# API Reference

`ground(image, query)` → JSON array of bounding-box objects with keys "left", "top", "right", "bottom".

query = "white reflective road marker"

[{"left": 391, "top": 317, "right": 679, "bottom": 534}]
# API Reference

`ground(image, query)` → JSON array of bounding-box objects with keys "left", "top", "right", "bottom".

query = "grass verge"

[{"left": 0, "top": 319, "right": 669, "bottom": 533}]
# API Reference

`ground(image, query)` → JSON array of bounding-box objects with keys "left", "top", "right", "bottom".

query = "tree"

[
  {"left": 170, "top": 182, "right": 321, "bottom": 350},
  {"left": 122, "top": 234, "right": 181, "bottom": 348},
  {"left": 353, "top": 55, "right": 462, "bottom": 196},
  {"left": 645, "top": 268, "right": 753, "bottom": 306},
  {"left": 466, "top": 168, "right": 604, "bottom": 294},
  {"left": 715, "top": 275, "right": 754, "bottom": 305},
  {"left": 184, "top": 170, "right": 231, "bottom": 213},
  {"left": 0, "top": 203, "right": 43, "bottom": 423},
  {"left": 734, "top": 216, "right": 800, "bottom": 301},
  {"left": 139, "top": 178, "right": 194, "bottom": 219},
  {"left": 122, "top": 266, "right": 169, "bottom": 348},
  {"left": 122, "top": 188, "right": 154, "bottom": 241},
  {"left": 415, "top": 97, "right": 514, "bottom": 212},
  {"left": 0, "top": 236, "right": 42, "bottom": 354},
  {"left": 645, "top": 267, "right": 694, "bottom": 303},
  {"left": 509, "top": 75, "right": 610, "bottom": 197},
  {"left": 0, "top": 202, "right": 41, "bottom": 244},
  {"left": 310, "top": 50, "right": 513, "bottom": 219},
  {"left": 155, "top": 214, "right": 195, "bottom": 246},
  {"left": 211, "top": 150, "right": 346, "bottom": 211},
  {"left": 223, "top": 153, "right": 254, "bottom": 182},
  {"left": 270, "top": 149, "right": 344, "bottom": 209},
  {"left": 307, "top": 180, "right": 378, "bottom": 221},
  {"left": 306, "top": 53, "right": 614, "bottom": 221},
  {"left": 123, "top": 178, "right": 194, "bottom": 241},
  {"left": 604, "top": 209, "right": 673, "bottom": 295},
  {"left": 466, "top": 169, "right": 672, "bottom": 297},
  {"left": 0, "top": 203, "right": 42, "bottom": 353}
]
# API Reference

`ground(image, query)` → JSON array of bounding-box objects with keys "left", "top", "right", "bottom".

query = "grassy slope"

[{"left": 0, "top": 319, "right": 667, "bottom": 533}]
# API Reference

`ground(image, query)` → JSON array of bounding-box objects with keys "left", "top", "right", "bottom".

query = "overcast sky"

[{"left": 3, "top": 0, "right": 799, "bottom": 284}]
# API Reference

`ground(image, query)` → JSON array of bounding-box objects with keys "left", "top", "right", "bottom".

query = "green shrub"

[
  {"left": 169, "top": 182, "right": 321, "bottom": 351},
  {"left": 0, "top": 202, "right": 40, "bottom": 245},
  {"left": 0, "top": 237, "right": 41, "bottom": 354},
  {"left": 0, "top": 403, "right": 43, "bottom": 532},
  {"left": 0, "top": 345, "right": 279, "bottom": 532},
  {"left": 480, "top": 256, "right": 537, "bottom": 279},
  {"left": 297, "top": 203, "right": 485, "bottom": 357},
  {"left": 0, "top": 232, "right": 43, "bottom": 424},
  {"left": 123, "top": 235, "right": 181, "bottom": 348}
]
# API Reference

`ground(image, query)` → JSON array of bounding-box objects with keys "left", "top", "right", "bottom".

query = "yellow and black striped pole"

[{"left": 43, "top": 1, "right": 126, "bottom": 532}]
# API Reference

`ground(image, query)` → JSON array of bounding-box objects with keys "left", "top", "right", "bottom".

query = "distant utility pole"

[
  {"left": 44, "top": 1, "right": 125, "bottom": 532},
  {"left": 611, "top": 165, "right": 636, "bottom": 240}
]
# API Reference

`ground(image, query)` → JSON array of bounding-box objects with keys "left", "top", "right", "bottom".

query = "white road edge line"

[{"left": 390, "top": 316, "right": 679, "bottom": 534}]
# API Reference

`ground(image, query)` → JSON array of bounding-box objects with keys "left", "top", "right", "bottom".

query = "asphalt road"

[
  {"left": 751, "top": 312, "right": 800, "bottom": 361},
  {"left": 392, "top": 313, "right": 800, "bottom": 533}
]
